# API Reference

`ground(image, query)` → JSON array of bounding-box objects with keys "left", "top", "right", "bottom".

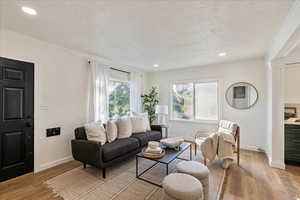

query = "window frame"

[{"left": 170, "top": 79, "right": 222, "bottom": 124}]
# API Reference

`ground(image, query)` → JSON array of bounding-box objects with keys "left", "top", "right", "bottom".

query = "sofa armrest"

[
  {"left": 151, "top": 125, "right": 162, "bottom": 132},
  {"left": 71, "top": 139, "right": 102, "bottom": 167}
]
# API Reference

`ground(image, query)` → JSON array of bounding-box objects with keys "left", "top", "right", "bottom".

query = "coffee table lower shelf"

[{"left": 135, "top": 143, "right": 192, "bottom": 188}]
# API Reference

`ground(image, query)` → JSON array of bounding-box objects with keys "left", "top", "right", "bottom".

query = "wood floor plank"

[
  {"left": 0, "top": 161, "right": 80, "bottom": 200},
  {"left": 222, "top": 150, "right": 300, "bottom": 200},
  {"left": 0, "top": 151, "right": 299, "bottom": 200}
]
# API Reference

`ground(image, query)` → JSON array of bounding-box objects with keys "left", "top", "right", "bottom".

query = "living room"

[{"left": 0, "top": 0, "right": 300, "bottom": 200}]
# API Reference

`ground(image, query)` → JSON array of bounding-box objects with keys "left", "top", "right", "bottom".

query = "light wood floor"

[
  {"left": 0, "top": 150, "right": 299, "bottom": 200},
  {"left": 222, "top": 150, "right": 300, "bottom": 200}
]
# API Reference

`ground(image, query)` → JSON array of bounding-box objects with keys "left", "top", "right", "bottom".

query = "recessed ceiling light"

[
  {"left": 22, "top": 6, "right": 37, "bottom": 15},
  {"left": 153, "top": 64, "right": 159, "bottom": 68},
  {"left": 218, "top": 52, "right": 227, "bottom": 57}
]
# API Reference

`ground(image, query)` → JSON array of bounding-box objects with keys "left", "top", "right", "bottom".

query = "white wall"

[
  {"left": 0, "top": 29, "right": 89, "bottom": 172},
  {"left": 265, "top": 1, "right": 300, "bottom": 169},
  {"left": 284, "top": 65, "right": 300, "bottom": 104},
  {"left": 267, "top": 0, "right": 300, "bottom": 61},
  {"left": 146, "top": 58, "right": 267, "bottom": 151}
]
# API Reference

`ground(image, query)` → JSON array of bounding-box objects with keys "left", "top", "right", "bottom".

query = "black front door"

[{"left": 0, "top": 57, "right": 34, "bottom": 182}]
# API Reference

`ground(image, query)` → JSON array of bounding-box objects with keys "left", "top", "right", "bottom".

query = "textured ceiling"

[{"left": 0, "top": 0, "right": 294, "bottom": 71}]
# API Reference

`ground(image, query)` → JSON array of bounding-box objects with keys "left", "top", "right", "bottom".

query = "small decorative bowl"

[{"left": 160, "top": 137, "right": 184, "bottom": 149}]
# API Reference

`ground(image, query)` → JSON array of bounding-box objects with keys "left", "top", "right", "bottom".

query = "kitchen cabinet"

[{"left": 285, "top": 124, "right": 300, "bottom": 165}]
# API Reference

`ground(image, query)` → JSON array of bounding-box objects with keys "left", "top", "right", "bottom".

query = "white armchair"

[{"left": 194, "top": 120, "right": 240, "bottom": 166}]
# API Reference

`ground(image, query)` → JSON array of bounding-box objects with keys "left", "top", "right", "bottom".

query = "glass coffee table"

[{"left": 136, "top": 142, "right": 192, "bottom": 187}]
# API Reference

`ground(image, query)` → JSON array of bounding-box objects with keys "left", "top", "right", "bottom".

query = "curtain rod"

[
  {"left": 88, "top": 60, "right": 130, "bottom": 74},
  {"left": 286, "top": 62, "right": 300, "bottom": 65},
  {"left": 110, "top": 67, "right": 130, "bottom": 74}
]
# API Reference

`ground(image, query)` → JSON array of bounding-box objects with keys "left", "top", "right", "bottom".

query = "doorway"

[
  {"left": 283, "top": 65, "right": 300, "bottom": 166},
  {"left": 0, "top": 57, "right": 34, "bottom": 182}
]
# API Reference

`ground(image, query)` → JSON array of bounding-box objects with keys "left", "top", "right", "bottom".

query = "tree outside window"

[{"left": 109, "top": 80, "right": 130, "bottom": 119}]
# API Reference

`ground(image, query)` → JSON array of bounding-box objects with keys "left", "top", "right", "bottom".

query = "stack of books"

[
  {"left": 145, "top": 146, "right": 163, "bottom": 154},
  {"left": 144, "top": 141, "right": 163, "bottom": 155}
]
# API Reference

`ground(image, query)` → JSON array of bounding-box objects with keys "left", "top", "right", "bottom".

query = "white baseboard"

[
  {"left": 241, "top": 145, "right": 265, "bottom": 152},
  {"left": 242, "top": 147, "right": 286, "bottom": 169},
  {"left": 267, "top": 156, "right": 285, "bottom": 169},
  {"left": 37, "top": 156, "right": 74, "bottom": 172}
]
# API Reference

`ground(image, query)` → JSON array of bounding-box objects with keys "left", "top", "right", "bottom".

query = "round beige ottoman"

[
  {"left": 162, "top": 173, "right": 203, "bottom": 200},
  {"left": 176, "top": 161, "right": 209, "bottom": 200}
]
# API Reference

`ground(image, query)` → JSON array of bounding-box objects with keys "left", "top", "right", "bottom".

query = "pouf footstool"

[
  {"left": 162, "top": 173, "right": 203, "bottom": 200},
  {"left": 176, "top": 161, "right": 209, "bottom": 200}
]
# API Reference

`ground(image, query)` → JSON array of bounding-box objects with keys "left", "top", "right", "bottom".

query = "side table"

[{"left": 160, "top": 124, "right": 169, "bottom": 138}]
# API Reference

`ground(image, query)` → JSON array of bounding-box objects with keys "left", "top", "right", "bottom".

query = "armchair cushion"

[{"left": 218, "top": 120, "right": 238, "bottom": 135}]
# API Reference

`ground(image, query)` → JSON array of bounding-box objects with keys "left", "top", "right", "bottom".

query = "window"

[
  {"left": 172, "top": 83, "right": 194, "bottom": 120},
  {"left": 195, "top": 82, "right": 218, "bottom": 120},
  {"left": 108, "top": 69, "right": 130, "bottom": 119},
  {"left": 171, "top": 81, "right": 219, "bottom": 122}
]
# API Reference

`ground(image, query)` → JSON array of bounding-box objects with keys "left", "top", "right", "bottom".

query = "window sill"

[{"left": 169, "top": 119, "right": 219, "bottom": 125}]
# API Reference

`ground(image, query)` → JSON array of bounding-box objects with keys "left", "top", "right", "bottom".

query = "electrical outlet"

[{"left": 46, "top": 127, "right": 61, "bottom": 137}]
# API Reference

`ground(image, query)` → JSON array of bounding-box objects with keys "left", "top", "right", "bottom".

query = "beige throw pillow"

[
  {"left": 131, "top": 117, "right": 147, "bottom": 133},
  {"left": 106, "top": 120, "right": 118, "bottom": 142},
  {"left": 132, "top": 112, "right": 151, "bottom": 131},
  {"left": 84, "top": 122, "right": 107, "bottom": 145},
  {"left": 117, "top": 117, "right": 132, "bottom": 138}
]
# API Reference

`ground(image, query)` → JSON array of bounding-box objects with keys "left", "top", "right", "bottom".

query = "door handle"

[
  {"left": 25, "top": 117, "right": 33, "bottom": 127},
  {"left": 26, "top": 121, "right": 33, "bottom": 127}
]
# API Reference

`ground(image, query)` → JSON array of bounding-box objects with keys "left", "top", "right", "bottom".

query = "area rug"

[{"left": 45, "top": 151, "right": 227, "bottom": 200}]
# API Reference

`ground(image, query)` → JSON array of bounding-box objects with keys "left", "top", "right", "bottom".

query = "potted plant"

[{"left": 141, "top": 87, "right": 159, "bottom": 125}]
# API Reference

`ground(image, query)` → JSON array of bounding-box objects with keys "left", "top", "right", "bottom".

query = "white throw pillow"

[
  {"left": 131, "top": 117, "right": 147, "bottom": 133},
  {"left": 117, "top": 117, "right": 132, "bottom": 138},
  {"left": 132, "top": 112, "right": 151, "bottom": 131},
  {"left": 84, "top": 122, "right": 107, "bottom": 145},
  {"left": 106, "top": 120, "right": 118, "bottom": 142}
]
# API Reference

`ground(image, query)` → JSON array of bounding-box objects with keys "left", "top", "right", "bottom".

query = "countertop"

[{"left": 285, "top": 121, "right": 300, "bottom": 125}]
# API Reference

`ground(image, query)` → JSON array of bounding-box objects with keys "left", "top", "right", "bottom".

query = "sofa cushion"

[
  {"left": 102, "top": 138, "right": 139, "bottom": 162},
  {"left": 117, "top": 117, "right": 132, "bottom": 139},
  {"left": 131, "top": 132, "right": 149, "bottom": 147},
  {"left": 132, "top": 112, "right": 151, "bottom": 131},
  {"left": 84, "top": 122, "right": 107, "bottom": 145},
  {"left": 131, "top": 117, "right": 147, "bottom": 133},
  {"left": 147, "top": 130, "right": 162, "bottom": 141},
  {"left": 106, "top": 120, "right": 118, "bottom": 143}
]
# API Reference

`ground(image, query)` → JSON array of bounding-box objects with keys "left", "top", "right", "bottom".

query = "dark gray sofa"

[{"left": 71, "top": 125, "right": 162, "bottom": 178}]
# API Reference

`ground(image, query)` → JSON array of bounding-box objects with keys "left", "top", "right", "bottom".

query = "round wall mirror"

[{"left": 226, "top": 82, "right": 258, "bottom": 110}]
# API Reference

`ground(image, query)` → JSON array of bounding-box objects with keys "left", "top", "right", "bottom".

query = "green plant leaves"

[{"left": 141, "top": 87, "right": 159, "bottom": 125}]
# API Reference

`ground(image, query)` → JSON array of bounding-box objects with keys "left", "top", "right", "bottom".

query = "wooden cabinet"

[{"left": 285, "top": 124, "right": 300, "bottom": 165}]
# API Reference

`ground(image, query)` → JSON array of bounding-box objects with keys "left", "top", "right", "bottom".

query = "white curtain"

[
  {"left": 130, "top": 72, "right": 143, "bottom": 113},
  {"left": 87, "top": 60, "right": 110, "bottom": 123}
]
